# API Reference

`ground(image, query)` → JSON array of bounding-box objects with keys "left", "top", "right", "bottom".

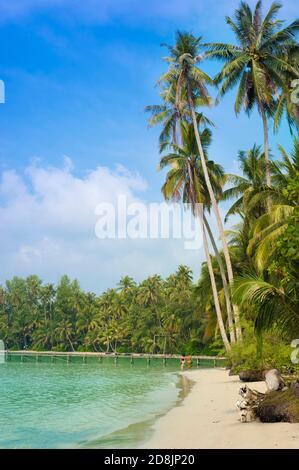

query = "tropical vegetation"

[
  {"left": 0, "top": 268, "right": 213, "bottom": 354},
  {"left": 1, "top": 1, "right": 299, "bottom": 368}
]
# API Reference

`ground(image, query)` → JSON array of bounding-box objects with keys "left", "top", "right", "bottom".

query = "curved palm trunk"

[
  {"left": 188, "top": 87, "right": 242, "bottom": 342},
  {"left": 186, "top": 163, "right": 231, "bottom": 351},
  {"left": 201, "top": 212, "right": 231, "bottom": 352},
  {"left": 173, "top": 120, "right": 177, "bottom": 145},
  {"left": 260, "top": 106, "right": 271, "bottom": 187},
  {"left": 66, "top": 333, "right": 75, "bottom": 352},
  {"left": 203, "top": 214, "right": 236, "bottom": 343}
]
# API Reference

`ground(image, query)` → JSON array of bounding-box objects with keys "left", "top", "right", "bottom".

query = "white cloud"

[{"left": 0, "top": 159, "right": 203, "bottom": 292}]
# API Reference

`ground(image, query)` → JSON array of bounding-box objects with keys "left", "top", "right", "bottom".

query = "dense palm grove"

[
  {"left": 1, "top": 1, "right": 299, "bottom": 364},
  {"left": 0, "top": 268, "right": 209, "bottom": 354}
]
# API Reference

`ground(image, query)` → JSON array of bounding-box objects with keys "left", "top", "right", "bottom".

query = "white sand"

[{"left": 143, "top": 368, "right": 299, "bottom": 449}]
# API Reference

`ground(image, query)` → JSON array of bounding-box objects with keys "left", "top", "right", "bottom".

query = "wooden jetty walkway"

[{"left": 6, "top": 350, "right": 226, "bottom": 366}]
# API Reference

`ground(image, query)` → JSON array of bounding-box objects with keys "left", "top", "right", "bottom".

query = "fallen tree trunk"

[
  {"left": 239, "top": 368, "right": 287, "bottom": 388},
  {"left": 236, "top": 384, "right": 265, "bottom": 422},
  {"left": 236, "top": 371, "right": 298, "bottom": 423},
  {"left": 256, "top": 381, "right": 299, "bottom": 423},
  {"left": 239, "top": 369, "right": 265, "bottom": 382},
  {"left": 237, "top": 379, "right": 299, "bottom": 423}
]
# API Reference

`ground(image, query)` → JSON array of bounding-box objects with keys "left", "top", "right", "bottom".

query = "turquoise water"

[{"left": 0, "top": 357, "right": 183, "bottom": 449}]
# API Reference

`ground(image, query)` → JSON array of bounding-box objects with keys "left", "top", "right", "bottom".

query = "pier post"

[{"left": 197, "top": 358, "right": 199, "bottom": 366}]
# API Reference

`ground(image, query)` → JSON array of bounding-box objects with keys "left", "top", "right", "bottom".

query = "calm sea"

[{"left": 0, "top": 356, "right": 186, "bottom": 448}]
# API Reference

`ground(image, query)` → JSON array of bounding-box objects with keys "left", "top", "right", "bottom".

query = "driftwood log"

[
  {"left": 256, "top": 380, "right": 299, "bottom": 423},
  {"left": 238, "top": 368, "right": 287, "bottom": 387},
  {"left": 239, "top": 369, "right": 265, "bottom": 382},
  {"left": 236, "top": 369, "right": 299, "bottom": 423},
  {"left": 236, "top": 384, "right": 265, "bottom": 422}
]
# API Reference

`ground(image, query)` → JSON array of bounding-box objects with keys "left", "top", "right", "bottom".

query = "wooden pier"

[{"left": 6, "top": 350, "right": 226, "bottom": 366}]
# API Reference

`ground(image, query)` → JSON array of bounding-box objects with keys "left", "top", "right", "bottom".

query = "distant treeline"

[{"left": 0, "top": 267, "right": 216, "bottom": 354}]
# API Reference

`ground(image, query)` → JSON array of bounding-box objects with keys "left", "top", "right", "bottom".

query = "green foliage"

[
  {"left": 144, "top": 2, "right": 299, "bottom": 364},
  {"left": 2, "top": 3, "right": 298, "bottom": 366},
  {"left": 0, "top": 267, "right": 209, "bottom": 354},
  {"left": 205, "top": 1, "right": 299, "bottom": 116},
  {"left": 228, "top": 333, "right": 295, "bottom": 373},
  {"left": 276, "top": 206, "right": 299, "bottom": 275}
]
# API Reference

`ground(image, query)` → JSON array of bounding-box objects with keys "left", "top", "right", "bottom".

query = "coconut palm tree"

[
  {"left": 160, "top": 31, "right": 242, "bottom": 341},
  {"left": 159, "top": 122, "right": 231, "bottom": 351},
  {"left": 145, "top": 87, "right": 214, "bottom": 152},
  {"left": 246, "top": 139, "right": 299, "bottom": 271},
  {"left": 223, "top": 144, "right": 267, "bottom": 221},
  {"left": 233, "top": 273, "right": 299, "bottom": 338},
  {"left": 55, "top": 318, "right": 75, "bottom": 351},
  {"left": 137, "top": 276, "right": 163, "bottom": 307},
  {"left": 117, "top": 276, "right": 136, "bottom": 294},
  {"left": 160, "top": 122, "right": 237, "bottom": 344},
  {"left": 206, "top": 0, "right": 299, "bottom": 186}
]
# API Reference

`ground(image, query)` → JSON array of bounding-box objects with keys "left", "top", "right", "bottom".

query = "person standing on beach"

[
  {"left": 187, "top": 356, "right": 193, "bottom": 369},
  {"left": 180, "top": 355, "right": 186, "bottom": 370}
]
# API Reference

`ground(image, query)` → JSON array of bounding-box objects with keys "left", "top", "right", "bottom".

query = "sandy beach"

[{"left": 143, "top": 368, "right": 299, "bottom": 449}]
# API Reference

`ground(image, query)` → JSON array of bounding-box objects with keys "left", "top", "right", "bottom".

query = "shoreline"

[
  {"left": 142, "top": 368, "right": 299, "bottom": 449},
  {"left": 87, "top": 371, "right": 195, "bottom": 449}
]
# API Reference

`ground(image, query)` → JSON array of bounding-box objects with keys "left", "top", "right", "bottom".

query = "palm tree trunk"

[
  {"left": 187, "top": 86, "right": 242, "bottom": 342},
  {"left": 173, "top": 120, "right": 177, "bottom": 145},
  {"left": 260, "top": 105, "right": 271, "bottom": 187},
  {"left": 203, "top": 214, "right": 236, "bottom": 343},
  {"left": 185, "top": 162, "right": 232, "bottom": 350},
  {"left": 66, "top": 333, "right": 75, "bottom": 352},
  {"left": 201, "top": 212, "right": 231, "bottom": 352}
]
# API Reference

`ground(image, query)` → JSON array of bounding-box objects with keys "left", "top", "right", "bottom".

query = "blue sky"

[{"left": 0, "top": 0, "right": 297, "bottom": 292}]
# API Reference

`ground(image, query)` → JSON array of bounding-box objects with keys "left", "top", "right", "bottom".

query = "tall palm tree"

[
  {"left": 145, "top": 87, "right": 214, "bottom": 152},
  {"left": 145, "top": 89, "right": 181, "bottom": 152},
  {"left": 160, "top": 122, "right": 231, "bottom": 351},
  {"left": 161, "top": 31, "right": 242, "bottom": 341},
  {"left": 246, "top": 138, "right": 299, "bottom": 270},
  {"left": 206, "top": 1, "right": 299, "bottom": 186},
  {"left": 223, "top": 144, "right": 267, "bottom": 221}
]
